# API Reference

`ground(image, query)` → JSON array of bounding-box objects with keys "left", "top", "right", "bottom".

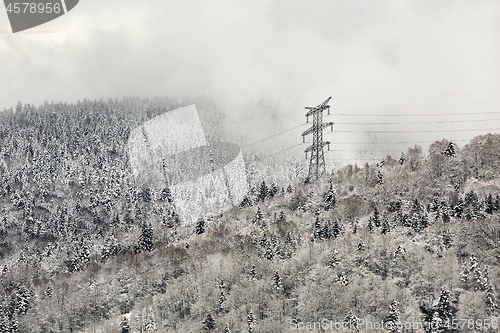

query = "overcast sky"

[{"left": 1, "top": 0, "right": 500, "bottom": 165}]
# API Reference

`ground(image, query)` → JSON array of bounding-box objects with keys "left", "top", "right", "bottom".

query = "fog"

[{"left": 1, "top": 0, "right": 500, "bottom": 168}]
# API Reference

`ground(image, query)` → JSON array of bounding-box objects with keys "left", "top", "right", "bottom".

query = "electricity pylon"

[{"left": 301, "top": 97, "right": 334, "bottom": 180}]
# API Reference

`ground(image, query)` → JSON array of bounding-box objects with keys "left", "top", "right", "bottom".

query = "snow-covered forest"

[{"left": 0, "top": 98, "right": 499, "bottom": 332}]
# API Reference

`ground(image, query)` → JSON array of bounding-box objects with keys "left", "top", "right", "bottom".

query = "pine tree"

[
  {"left": 124, "top": 212, "right": 133, "bottom": 225},
  {"left": 356, "top": 240, "right": 365, "bottom": 252},
  {"left": 81, "top": 241, "right": 91, "bottom": 263},
  {"left": 453, "top": 198, "right": 464, "bottom": 218},
  {"left": 328, "top": 249, "right": 340, "bottom": 268},
  {"left": 253, "top": 207, "right": 263, "bottom": 225},
  {"left": 473, "top": 265, "right": 488, "bottom": 291},
  {"left": 469, "top": 254, "right": 477, "bottom": 272},
  {"left": 10, "top": 314, "right": 18, "bottom": 333},
  {"left": 269, "top": 234, "right": 278, "bottom": 259},
  {"left": 223, "top": 323, "right": 231, "bottom": 333},
  {"left": 145, "top": 308, "right": 156, "bottom": 331},
  {"left": 140, "top": 188, "right": 152, "bottom": 202},
  {"left": 459, "top": 262, "right": 470, "bottom": 285},
  {"left": 376, "top": 170, "right": 383, "bottom": 185},
  {"left": 102, "top": 234, "right": 120, "bottom": 261},
  {"left": 44, "top": 281, "right": 53, "bottom": 298},
  {"left": 385, "top": 300, "right": 402, "bottom": 333},
  {"left": 381, "top": 217, "right": 390, "bottom": 235},
  {"left": 391, "top": 207, "right": 403, "bottom": 227},
  {"left": 461, "top": 254, "right": 476, "bottom": 289},
  {"left": 12, "top": 284, "right": 34, "bottom": 315},
  {"left": 410, "top": 211, "right": 421, "bottom": 233},
  {"left": 429, "top": 311, "right": 442, "bottom": 333},
  {"left": 202, "top": 312, "right": 216, "bottom": 332},
  {"left": 280, "top": 232, "right": 297, "bottom": 259},
  {"left": 435, "top": 286, "right": 456, "bottom": 330},
  {"left": 332, "top": 219, "right": 341, "bottom": 238},
  {"left": 217, "top": 279, "right": 227, "bottom": 311},
  {"left": 259, "top": 234, "right": 274, "bottom": 260},
  {"left": 337, "top": 272, "right": 349, "bottom": 286},
  {"left": 372, "top": 207, "right": 380, "bottom": 228},
  {"left": 443, "top": 142, "right": 456, "bottom": 157},
  {"left": 160, "top": 187, "right": 173, "bottom": 202},
  {"left": 278, "top": 210, "right": 286, "bottom": 221},
  {"left": 195, "top": 219, "right": 206, "bottom": 235},
  {"left": 218, "top": 279, "right": 227, "bottom": 290},
  {"left": 273, "top": 270, "right": 282, "bottom": 291},
  {"left": 412, "top": 198, "right": 422, "bottom": 214},
  {"left": 367, "top": 218, "right": 374, "bottom": 233},
  {"left": 240, "top": 195, "right": 253, "bottom": 208},
  {"left": 343, "top": 310, "right": 359, "bottom": 331},
  {"left": 441, "top": 202, "right": 451, "bottom": 223},
  {"left": 485, "top": 193, "right": 495, "bottom": 214},
  {"left": 321, "top": 221, "right": 332, "bottom": 239},
  {"left": 442, "top": 229, "right": 452, "bottom": 249},
  {"left": 464, "top": 190, "right": 482, "bottom": 220},
  {"left": 352, "top": 221, "right": 358, "bottom": 234},
  {"left": 269, "top": 183, "right": 278, "bottom": 197},
  {"left": 393, "top": 245, "right": 405, "bottom": 258},
  {"left": 218, "top": 290, "right": 226, "bottom": 312},
  {"left": 247, "top": 310, "right": 255, "bottom": 333},
  {"left": 420, "top": 213, "right": 429, "bottom": 230},
  {"left": 313, "top": 217, "right": 322, "bottom": 240},
  {"left": 484, "top": 283, "right": 498, "bottom": 315},
  {"left": 138, "top": 222, "right": 154, "bottom": 251},
  {"left": 461, "top": 254, "right": 491, "bottom": 291},
  {"left": 250, "top": 265, "right": 256, "bottom": 278},
  {"left": 323, "top": 183, "right": 336, "bottom": 210},
  {"left": 111, "top": 213, "right": 120, "bottom": 227},
  {"left": 119, "top": 316, "right": 130, "bottom": 333},
  {"left": 67, "top": 237, "right": 91, "bottom": 272},
  {"left": 398, "top": 152, "right": 406, "bottom": 165},
  {"left": 259, "top": 181, "right": 268, "bottom": 201},
  {"left": 0, "top": 312, "right": 10, "bottom": 333}
]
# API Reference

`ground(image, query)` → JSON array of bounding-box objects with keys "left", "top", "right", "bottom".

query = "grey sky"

[{"left": 1, "top": 0, "right": 500, "bottom": 165}]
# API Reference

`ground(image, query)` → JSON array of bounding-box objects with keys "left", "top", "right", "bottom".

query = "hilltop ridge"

[{"left": 0, "top": 100, "right": 498, "bottom": 332}]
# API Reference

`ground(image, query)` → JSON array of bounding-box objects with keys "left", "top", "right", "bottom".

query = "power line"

[
  {"left": 261, "top": 145, "right": 412, "bottom": 160},
  {"left": 332, "top": 111, "right": 500, "bottom": 117},
  {"left": 241, "top": 109, "right": 500, "bottom": 148},
  {"left": 332, "top": 127, "right": 500, "bottom": 134},
  {"left": 269, "top": 145, "right": 463, "bottom": 154},
  {"left": 243, "top": 118, "right": 499, "bottom": 148},
  {"left": 331, "top": 149, "right": 423, "bottom": 152},
  {"left": 243, "top": 123, "right": 497, "bottom": 148},
  {"left": 242, "top": 123, "right": 306, "bottom": 148},
  {"left": 263, "top": 144, "right": 304, "bottom": 158},
  {"left": 331, "top": 139, "right": 469, "bottom": 144},
  {"left": 331, "top": 158, "right": 395, "bottom": 160},
  {"left": 260, "top": 137, "right": 483, "bottom": 160},
  {"left": 330, "top": 100, "right": 500, "bottom": 111},
  {"left": 332, "top": 91, "right": 500, "bottom": 100},
  {"left": 337, "top": 118, "right": 500, "bottom": 125}
]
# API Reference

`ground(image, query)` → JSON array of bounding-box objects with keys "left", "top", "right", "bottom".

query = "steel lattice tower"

[{"left": 301, "top": 97, "right": 334, "bottom": 180}]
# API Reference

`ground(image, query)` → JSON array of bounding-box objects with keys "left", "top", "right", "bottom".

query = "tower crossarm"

[
  {"left": 305, "top": 106, "right": 327, "bottom": 117},
  {"left": 301, "top": 122, "right": 333, "bottom": 137},
  {"left": 305, "top": 96, "right": 332, "bottom": 116},
  {"left": 304, "top": 141, "right": 330, "bottom": 153}
]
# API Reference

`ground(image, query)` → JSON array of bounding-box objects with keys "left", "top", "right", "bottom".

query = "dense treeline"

[{"left": 0, "top": 99, "right": 499, "bottom": 332}]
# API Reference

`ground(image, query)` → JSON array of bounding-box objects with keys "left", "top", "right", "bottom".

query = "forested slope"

[{"left": 0, "top": 100, "right": 499, "bottom": 332}]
